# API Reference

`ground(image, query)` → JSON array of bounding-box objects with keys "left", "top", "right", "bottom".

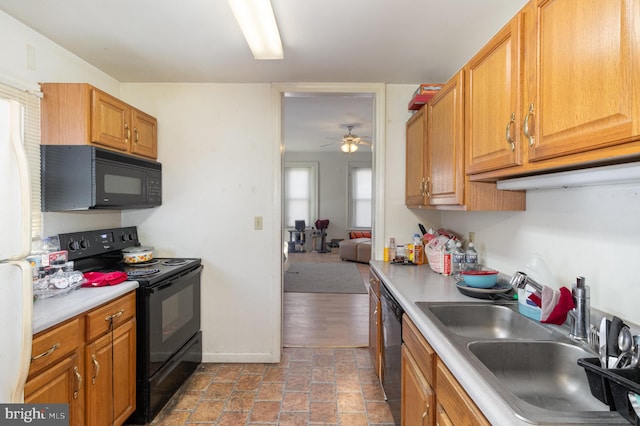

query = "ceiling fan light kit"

[
  {"left": 227, "top": 0, "right": 283, "bottom": 60},
  {"left": 341, "top": 142, "right": 358, "bottom": 153}
]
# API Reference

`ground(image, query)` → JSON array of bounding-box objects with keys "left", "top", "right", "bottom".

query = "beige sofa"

[{"left": 339, "top": 237, "right": 371, "bottom": 264}]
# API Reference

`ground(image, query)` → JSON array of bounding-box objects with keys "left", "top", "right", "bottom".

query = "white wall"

[
  {"left": 441, "top": 182, "right": 640, "bottom": 324},
  {"left": 284, "top": 151, "right": 372, "bottom": 241},
  {"left": 121, "top": 83, "right": 282, "bottom": 362}
]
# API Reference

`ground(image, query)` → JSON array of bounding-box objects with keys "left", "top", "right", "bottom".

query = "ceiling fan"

[{"left": 322, "top": 125, "right": 372, "bottom": 153}]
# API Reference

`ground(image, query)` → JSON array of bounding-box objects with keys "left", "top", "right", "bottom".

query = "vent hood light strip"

[
  {"left": 227, "top": 0, "right": 283, "bottom": 60},
  {"left": 496, "top": 162, "right": 640, "bottom": 191}
]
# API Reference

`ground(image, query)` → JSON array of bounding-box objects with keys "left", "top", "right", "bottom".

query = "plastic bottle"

[
  {"left": 442, "top": 240, "right": 452, "bottom": 276},
  {"left": 388, "top": 237, "right": 396, "bottom": 262},
  {"left": 465, "top": 242, "right": 478, "bottom": 271},
  {"left": 413, "top": 235, "right": 424, "bottom": 265},
  {"left": 451, "top": 242, "right": 466, "bottom": 280}
]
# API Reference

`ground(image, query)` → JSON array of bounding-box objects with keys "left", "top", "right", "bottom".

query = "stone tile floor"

[{"left": 148, "top": 347, "right": 395, "bottom": 425}]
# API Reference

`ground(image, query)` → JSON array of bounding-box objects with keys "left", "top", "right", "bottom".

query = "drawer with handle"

[
  {"left": 85, "top": 291, "right": 136, "bottom": 342},
  {"left": 29, "top": 317, "right": 83, "bottom": 377}
]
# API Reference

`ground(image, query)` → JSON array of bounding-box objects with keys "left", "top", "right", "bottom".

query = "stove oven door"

[{"left": 144, "top": 265, "right": 202, "bottom": 377}]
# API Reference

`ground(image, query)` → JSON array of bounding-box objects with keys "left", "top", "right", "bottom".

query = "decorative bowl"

[{"left": 461, "top": 270, "right": 499, "bottom": 288}]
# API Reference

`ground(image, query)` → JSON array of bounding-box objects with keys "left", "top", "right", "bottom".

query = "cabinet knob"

[
  {"left": 523, "top": 103, "right": 535, "bottom": 146},
  {"left": 31, "top": 343, "right": 60, "bottom": 361},
  {"left": 73, "top": 366, "right": 82, "bottom": 400},
  {"left": 505, "top": 112, "right": 516, "bottom": 152},
  {"left": 91, "top": 354, "right": 100, "bottom": 385}
]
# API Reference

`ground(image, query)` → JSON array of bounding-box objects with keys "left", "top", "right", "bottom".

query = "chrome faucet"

[
  {"left": 568, "top": 276, "right": 590, "bottom": 341},
  {"left": 509, "top": 271, "right": 543, "bottom": 293}
]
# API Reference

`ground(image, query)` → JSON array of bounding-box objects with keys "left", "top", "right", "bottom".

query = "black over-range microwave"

[{"left": 41, "top": 145, "right": 162, "bottom": 211}]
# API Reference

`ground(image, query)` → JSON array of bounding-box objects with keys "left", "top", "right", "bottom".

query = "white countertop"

[
  {"left": 32, "top": 281, "right": 139, "bottom": 334},
  {"left": 369, "top": 260, "right": 625, "bottom": 426}
]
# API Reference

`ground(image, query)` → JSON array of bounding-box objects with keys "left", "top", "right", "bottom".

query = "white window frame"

[
  {"left": 347, "top": 162, "right": 372, "bottom": 230},
  {"left": 283, "top": 161, "right": 318, "bottom": 229}
]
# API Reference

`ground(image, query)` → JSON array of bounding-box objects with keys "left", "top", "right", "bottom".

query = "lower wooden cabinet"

[
  {"left": 369, "top": 269, "right": 382, "bottom": 379},
  {"left": 435, "top": 359, "right": 489, "bottom": 426},
  {"left": 25, "top": 291, "right": 136, "bottom": 426},
  {"left": 435, "top": 403, "right": 453, "bottom": 426},
  {"left": 86, "top": 318, "right": 136, "bottom": 426},
  {"left": 401, "top": 344, "right": 435, "bottom": 425},
  {"left": 402, "top": 314, "right": 489, "bottom": 426},
  {"left": 25, "top": 350, "right": 84, "bottom": 426}
]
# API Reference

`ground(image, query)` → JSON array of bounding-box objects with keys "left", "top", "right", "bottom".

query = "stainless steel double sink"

[{"left": 416, "top": 302, "right": 627, "bottom": 424}]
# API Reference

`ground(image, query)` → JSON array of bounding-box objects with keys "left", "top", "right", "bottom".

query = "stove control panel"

[{"left": 58, "top": 226, "right": 140, "bottom": 261}]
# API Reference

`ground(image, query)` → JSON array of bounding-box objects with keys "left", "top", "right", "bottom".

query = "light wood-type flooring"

[{"left": 283, "top": 251, "right": 370, "bottom": 348}]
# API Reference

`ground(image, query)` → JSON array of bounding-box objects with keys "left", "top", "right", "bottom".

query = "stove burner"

[
  {"left": 162, "top": 259, "right": 188, "bottom": 266},
  {"left": 126, "top": 259, "right": 160, "bottom": 267},
  {"left": 127, "top": 269, "right": 160, "bottom": 278}
]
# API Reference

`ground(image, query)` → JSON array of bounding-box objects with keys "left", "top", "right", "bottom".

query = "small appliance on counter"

[{"left": 58, "top": 226, "right": 202, "bottom": 424}]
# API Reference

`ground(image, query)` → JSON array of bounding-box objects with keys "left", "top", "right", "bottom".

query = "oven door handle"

[{"left": 149, "top": 265, "right": 203, "bottom": 293}]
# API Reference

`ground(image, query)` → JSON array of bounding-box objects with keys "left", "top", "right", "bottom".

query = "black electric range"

[{"left": 58, "top": 227, "right": 203, "bottom": 424}]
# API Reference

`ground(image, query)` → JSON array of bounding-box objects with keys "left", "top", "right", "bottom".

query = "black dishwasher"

[{"left": 380, "top": 283, "right": 403, "bottom": 425}]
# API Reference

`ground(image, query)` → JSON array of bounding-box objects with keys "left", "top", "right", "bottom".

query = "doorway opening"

[{"left": 273, "top": 83, "right": 386, "bottom": 348}]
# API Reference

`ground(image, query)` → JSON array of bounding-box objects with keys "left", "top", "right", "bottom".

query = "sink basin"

[
  {"left": 468, "top": 341, "right": 609, "bottom": 412},
  {"left": 420, "top": 303, "right": 553, "bottom": 340},
  {"left": 414, "top": 301, "right": 624, "bottom": 423}
]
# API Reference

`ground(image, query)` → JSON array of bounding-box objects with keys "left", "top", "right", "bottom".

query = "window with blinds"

[
  {"left": 284, "top": 162, "right": 318, "bottom": 228},
  {"left": 0, "top": 82, "right": 42, "bottom": 240},
  {"left": 348, "top": 163, "right": 372, "bottom": 229}
]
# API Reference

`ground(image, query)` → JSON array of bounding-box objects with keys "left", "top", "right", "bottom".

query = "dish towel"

[
  {"left": 528, "top": 286, "right": 575, "bottom": 325},
  {"left": 82, "top": 271, "right": 128, "bottom": 287}
]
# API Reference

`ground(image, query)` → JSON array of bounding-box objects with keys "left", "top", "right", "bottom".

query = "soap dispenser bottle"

[{"left": 570, "top": 276, "right": 590, "bottom": 341}]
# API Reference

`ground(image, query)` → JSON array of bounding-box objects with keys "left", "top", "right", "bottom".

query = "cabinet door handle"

[
  {"left": 31, "top": 343, "right": 60, "bottom": 361},
  {"left": 73, "top": 366, "right": 82, "bottom": 400},
  {"left": 419, "top": 178, "right": 425, "bottom": 196},
  {"left": 505, "top": 112, "right": 516, "bottom": 152},
  {"left": 124, "top": 123, "right": 131, "bottom": 141},
  {"left": 105, "top": 309, "right": 124, "bottom": 322},
  {"left": 91, "top": 354, "right": 100, "bottom": 385},
  {"left": 523, "top": 103, "right": 535, "bottom": 146},
  {"left": 134, "top": 127, "right": 139, "bottom": 143},
  {"left": 426, "top": 177, "right": 431, "bottom": 199}
]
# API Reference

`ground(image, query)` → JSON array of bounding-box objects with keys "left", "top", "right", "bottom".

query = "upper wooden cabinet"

[
  {"left": 468, "top": 0, "right": 640, "bottom": 180},
  {"left": 411, "top": 71, "right": 525, "bottom": 211},
  {"left": 465, "top": 13, "right": 524, "bottom": 175},
  {"left": 525, "top": 0, "right": 640, "bottom": 164},
  {"left": 406, "top": 107, "right": 429, "bottom": 208},
  {"left": 41, "top": 83, "right": 158, "bottom": 159},
  {"left": 427, "top": 70, "right": 466, "bottom": 206}
]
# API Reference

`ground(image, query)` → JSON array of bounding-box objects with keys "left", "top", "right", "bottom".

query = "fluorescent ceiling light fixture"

[
  {"left": 227, "top": 0, "right": 283, "bottom": 59},
  {"left": 496, "top": 162, "right": 640, "bottom": 191}
]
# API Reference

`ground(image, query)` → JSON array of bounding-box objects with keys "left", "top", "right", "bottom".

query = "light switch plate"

[{"left": 254, "top": 216, "right": 263, "bottom": 230}]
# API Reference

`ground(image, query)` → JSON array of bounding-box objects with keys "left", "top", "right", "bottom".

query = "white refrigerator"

[{"left": 0, "top": 98, "right": 34, "bottom": 403}]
